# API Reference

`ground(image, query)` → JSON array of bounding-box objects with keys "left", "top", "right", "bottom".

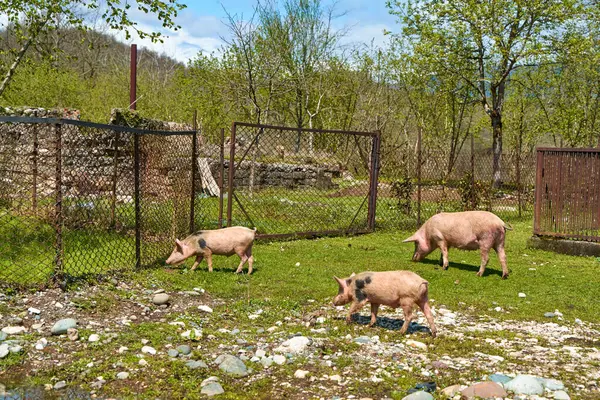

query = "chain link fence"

[{"left": 0, "top": 116, "right": 197, "bottom": 287}]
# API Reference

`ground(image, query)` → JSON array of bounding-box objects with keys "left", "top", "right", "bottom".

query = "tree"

[
  {"left": 0, "top": 0, "right": 185, "bottom": 97},
  {"left": 388, "top": 0, "right": 582, "bottom": 187}
]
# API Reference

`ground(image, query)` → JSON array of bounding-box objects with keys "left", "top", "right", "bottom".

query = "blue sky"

[{"left": 113, "top": 0, "right": 400, "bottom": 63}]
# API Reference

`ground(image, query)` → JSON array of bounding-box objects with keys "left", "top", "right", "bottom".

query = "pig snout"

[{"left": 165, "top": 251, "right": 186, "bottom": 266}]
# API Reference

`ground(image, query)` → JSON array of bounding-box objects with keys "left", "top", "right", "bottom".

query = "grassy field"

[{"left": 133, "top": 220, "right": 600, "bottom": 323}]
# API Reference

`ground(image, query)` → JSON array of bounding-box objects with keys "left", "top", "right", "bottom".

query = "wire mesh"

[{"left": 226, "top": 123, "right": 378, "bottom": 237}]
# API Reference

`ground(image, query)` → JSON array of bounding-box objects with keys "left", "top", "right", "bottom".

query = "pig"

[
  {"left": 403, "top": 211, "right": 512, "bottom": 279},
  {"left": 333, "top": 270, "right": 436, "bottom": 337},
  {"left": 165, "top": 226, "right": 256, "bottom": 274}
]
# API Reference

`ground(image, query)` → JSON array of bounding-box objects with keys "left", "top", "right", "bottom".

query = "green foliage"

[{"left": 458, "top": 172, "right": 491, "bottom": 211}]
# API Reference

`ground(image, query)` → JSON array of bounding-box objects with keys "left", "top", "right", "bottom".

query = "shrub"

[{"left": 391, "top": 177, "right": 413, "bottom": 215}]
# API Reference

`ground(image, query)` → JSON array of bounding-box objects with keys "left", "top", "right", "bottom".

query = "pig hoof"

[
  {"left": 502, "top": 274, "right": 509, "bottom": 280},
  {"left": 476, "top": 271, "right": 483, "bottom": 277}
]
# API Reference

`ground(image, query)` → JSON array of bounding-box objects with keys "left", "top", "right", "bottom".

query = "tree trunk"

[
  {"left": 491, "top": 112, "right": 503, "bottom": 188},
  {"left": 0, "top": 37, "right": 34, "bottom": 97}
]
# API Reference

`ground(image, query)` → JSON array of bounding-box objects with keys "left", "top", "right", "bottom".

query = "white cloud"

[{"left": 340, "top": 23, "right": 391, "bottom": 49}]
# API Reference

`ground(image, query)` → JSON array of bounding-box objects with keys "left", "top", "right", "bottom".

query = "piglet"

[
  {"left": 333, "top": 270, "right": 436, "bottom": 337},
  {"left": 403, "top": 211, "right": 511, "bottom": 279},
  {"left": 165, "top": 226, "right": 256, "bottom": 274}
]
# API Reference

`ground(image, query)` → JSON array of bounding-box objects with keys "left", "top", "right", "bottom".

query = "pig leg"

[
  {"left": 399, "top": 303, "right": 414, "bottom": 335},
  {"left": 438, "top": 242, "right": 449, "bottom": 269},
  {"left": 346, "top": 300, "right": 368, "bottom": 324},
  {"left": 205, "top": 249, "right": 214, "bottom": 272},
  {"left": 246, "top": 248, "right": 254, "bottom": 275},
  {"left": 476, "top": 247, "right": 490, "bottom": 277},
  {"left": 418, "top": 299, "right": 437, "bottom": 338},
  {"left": 234, "top": 251, "right": 248, "bottom": 274},
  {"left": 496, "top": 244, "right": 509, "bottom": 279},
  {"left": 190, "top": 255, "right": 204, "bottom": 271},
  {"left": 368, "top": 303, "right": 380, "bottom": 327}
]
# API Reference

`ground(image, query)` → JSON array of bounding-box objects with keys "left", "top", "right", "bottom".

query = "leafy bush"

[
  {"left": 458, "top": 173, "right": 491, "bottom": 211},
  {"left": 391, "top": 177, "right": 413, "bottom": 214}
]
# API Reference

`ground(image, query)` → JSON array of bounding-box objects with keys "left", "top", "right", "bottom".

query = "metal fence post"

[
  {"left": 533, "top": 149, "right": 543, "bottom": 234},
  {"left": 134, "top": 131, "right": 141, "bottom": 269},
  {"left": 417, "top": 126, "right": 422, "bottom": 227},
  {"left": 190, "top": 110, "right": 198, "bottom": 233},
  {"left": 32, "top": 124, "right": 38, "bottom": 216},
  {"left": 470, "top": 129, "right": 476, "bottom": 209},
  {"left": 227, "top": 122, "right": 236, "bottom": 227},
  {"left": 218, "top": 127, "right": 225, "bottom": 228},
  {"left": 53, "top": 123, "right": 63, "bottom": 285},
  {"left": 516, "top": 134, "right": 522, "bottom": 218},
  {"left": 110, "top": 131, "right": 119, "bottom": 228},
  {"left": 367, "top": 131, "right": 381, "bottom": 231}
]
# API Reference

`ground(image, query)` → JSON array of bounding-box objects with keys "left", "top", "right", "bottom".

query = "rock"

[
  {"left": 431, "top": 361, "right": 449, "bottom": 370},
  {"left": 544, "top": 312, "right": 556, "bottom": 318},
  {"left": 35, "top": 338, "right": 48, "bottom": 350},
  {"left": 51, "top": 319, "right": 77, "bottom": 335},
  {"left": 489, "top": 373, "right": 512, "bottom": 384},
  {"left": 541, "top": 378, "right": 565, "bottom": 391},
  {"left": 406, "top": 340, "right": 428, "bottom": 350},
  {"left": 27, "top": 307, "right": 41, "bottom": 314},
  {"left": 0, "top": 344, "right": 9, "bottom": 358},
  {"left": 152, "top": 293, "right": 170, "bottom": 305},
  {"left": 408, "top": 382, "right": 436, "bottom": 393},
  {"left": 88, "top": 334, "right": 100, "bottom": 342},
  {"left": 354, "top": 336, "right": 371, "bottom": 344},
  {"left": 141, "top": 346, "right": 156, "bottom": 355},
  {"left": 168, "top": 349, "right": 179, "bottom": 358},
  {"left": 116, "top": 372, "right": 129, "bottom": 380},
  {"left": 9, "top": 344, "right": 22, "bottom": 353},
  {"left": 181, "top": 329, "right": 202, "bottom": 340},
  {"left": 273, "top": 355, "right": 286, "bottom": 365},
  {"left": 201, "top": 376, "right": 219, "bottom": 386},
  {"left": 0, "top": 332, "right": 7, "bottom": 341},
  {"left": 1, "top": 326, "right": 27, "bottom": 335},
  {"left": 230, "top": 328, "right": 240, "bottom": 335},
  {"left": 216, "top": 354, "right": 248, "bottom": 377},
  {"left": 177, "top": 345, "right": 192, "bottom": 355},
  {"left": 294, "top": 369, "right": 310, "bottom": 379},
  {"left": 201, "top": 382, "right": 225, "bottom": 396},
  {"left": 118, "top": 346, "right": 128, "bottom": 353},
  {"left": 518, "top": 292, "right": 526, "bottom": 298},
  {"left": 67, "top": 328, "right": 79, "bottom": 341},
  {"left": 198, "top": 305, "right": 213, "bottom": 313},
  {"left": 255, "top": 349, "right": 266, "bottom": 358},
  {"left": 186, "top": 360, "right": 208, "bottom": 369},
  {"left": 330, "top": 374, "right": 342, "bottom": 382},
  {"left": 461, "top": 382, "right": 507, "bottom": 399},
  {"left": 54, "top": 381, "right": 67, "bottom": 390},
  {"left": 139, "top": 359, "right": 148, "bottom": 367},
  {"left": 401, "top": 391, "right": 434, "bottom": 400},
  {"left": 504, "top": 375, "right": 544, "bottom": 395},
  {"left": 553, "top": 390, "right": 570, "bottom": 400},
  {"left": 441, "top": 384, "right": 461, "bottom": 397},
  {"left": 275, "top": 336, "right": 311, "bottom": 354},
  {"left": 260, "top": 357, "right": 274, "bottom": 368},
  {"left": 154, "top": 289, "right": 165, "bottom": 294}
]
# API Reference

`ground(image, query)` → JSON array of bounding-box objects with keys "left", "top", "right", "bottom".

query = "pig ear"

[
  {"left": 350, "top": 272, "right": 356, "bottom": 277},
  {"left": 175, "top": 239, "right": 184, "bottom": 250},
  {"left": 333, "top": 276, "right": 346, "bottom": 288},
  {"left": 402, "top": 234, "right": 418, "bottom": 243}
]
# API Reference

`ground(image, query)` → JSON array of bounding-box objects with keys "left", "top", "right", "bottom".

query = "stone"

[
  {"left": 201, "top": 382, "right": 225, "bottom": 396},
  {"left": 27, "top": 307, "right": 41, "bottom": 314},
  {"left": 168, "top": 349, "right": 179, "bottom": 358},
  {"left": 354, "top": 336, "right": 371, "bottom": 344},
  {"left": 198, "top": 305, "right": 213, "bottom": 313},
  {"left": 440, "top": 384, "right": 461, "bottom": 397},
  {"left": 255, "top": 349, "right": 266, "bottom": 358},
  {"left": 139, "top": 359, "right": 148, "bottom": 367},
  {"left": 54, "top": 381, "right": 67, "bottom": 390},
  {"left": 0, "top": 332, "right": 7, "bottom": 341},
  {"left": 35, "top": 338, "right": 48, "bottom": 350},
  {"left": 181, "top": 329, "right": 202, "bottom": 340},
  {"left": 216, "top": 354, "right": 248, "bottom": 377},
  {"left": 544, "top": 312, "right": 556, "bottom": 318},
  {"left": 553, "top": 390, "right": 570, "bottom": 400},
  {"left": 541, "top": 378, "right": 565, "bottom": 391},
  {"left": 186, "top": 360, "right": 208, "bottom": 369},
  {"left": 116, "top": 372, "right": 129, "bottom": 380},
  {"left": 118, "top": 346, "right": 128, "bottom": 353},
  {"left": 88, "top": 334, "right": 100, "bottom": 342},
  {"left": 294, "top": 369, "right": 310, "bottom": 379},
  {"left": 141, "top": 346, "right": 156, "bottom": 355},
  {"left": 504, "top": 375, "right": 544, "bottom": 395},
  {"left": 401, "top": 391, "right": 434, "bottom": 400},
  {"left": 1, "top": 326, "right": 26, "bottom": 335},
  {"left": 431, "top": 361, "right": 449, "bottom": 370},
  {"left": 275, "top": 336, "right": 311, "bottom": 354},
  {"left": 273, "top": 355, "right": 286, "bottom": 365},
  {"left": 67, "top": 328, "right": 79, "bottom": 341},
  {"left": 261, "top": 357, "right": 274, "bottom": 368},
  {"left": 0, "top": 344, "right": 9, "bottom": 358},
  {"left": 152, "top": 293, "right": 170, "bottom": 305},
  {"left": 518, "top": 293, "right": 526, "bottom": 298},
  {"left": 489, "top": 373, "right": 512, "bottom": 384},
  {"left": 177, "top": 345, "right": 192, "bottom": 355},
  {"left": 406, "top": 340, "right": 428, "bottom": 350},
  {"left": 201, "top": 377, "right": 219, "bottom": 387},
  {"left": 51, "top": 319, "right": 77, "bottom": 335},
  {"left": 9, "top": 344, "right": 22, "bottom": 353},
  {"left": 461, "top": 382, "right": 507, "bottom": 399}
]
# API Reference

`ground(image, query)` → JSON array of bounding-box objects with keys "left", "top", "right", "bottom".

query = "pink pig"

[
  {"left": 165, "top": 226, "right": 256, "bottom": 274},
  {"left": 403, "top": 211, "right": 512, "bottom": 279},
  {"left": 333, "top": 270, "right": 436, "bottom": 337}
]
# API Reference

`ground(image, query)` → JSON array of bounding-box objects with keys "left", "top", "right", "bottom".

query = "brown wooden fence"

[{"left": 534, "top": 148, "right": 600, "bottom": 242}]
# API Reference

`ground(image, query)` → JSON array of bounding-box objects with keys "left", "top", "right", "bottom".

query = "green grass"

[{"left": 133, "top": 220, "right": 600, "bottom": 323}]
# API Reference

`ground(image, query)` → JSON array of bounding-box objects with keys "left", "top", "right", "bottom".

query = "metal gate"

[{"left": 223, "top": 122, "right": 380, "bottom": 239}]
